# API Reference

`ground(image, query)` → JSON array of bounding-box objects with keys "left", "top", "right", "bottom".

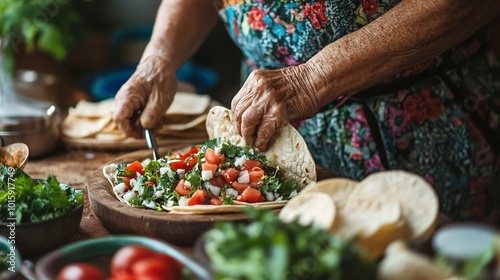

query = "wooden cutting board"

[{"left": 87, "top": 148, "right": 335, "bottom": 246}]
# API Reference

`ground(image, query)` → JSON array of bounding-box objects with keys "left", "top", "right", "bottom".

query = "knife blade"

[{"left": 144, "top": 128, "right": 159, "bottom": 161}]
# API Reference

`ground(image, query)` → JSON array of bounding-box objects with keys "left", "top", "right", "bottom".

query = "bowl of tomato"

[{"left": 34, "top": 235, "right": 212, "bottom": 280}]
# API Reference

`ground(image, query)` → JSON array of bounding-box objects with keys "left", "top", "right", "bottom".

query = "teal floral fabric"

[{"left": 219, "top": 0, "right": 500, "bottom": 224}]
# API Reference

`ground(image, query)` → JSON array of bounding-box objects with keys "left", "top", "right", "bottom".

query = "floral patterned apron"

[{"left": 219, "top": 0, "right": 500, "bottom": 224}]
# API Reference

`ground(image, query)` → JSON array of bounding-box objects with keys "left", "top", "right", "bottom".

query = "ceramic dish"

[
  {"left": 0, "top": 203, "right": 83, "bottom": 259},
  {"left": 35, "top": 235, "right": 212, "bottom": 280},
  {"left": 0, "top": 236, "right": 21, "bottom": 280}
]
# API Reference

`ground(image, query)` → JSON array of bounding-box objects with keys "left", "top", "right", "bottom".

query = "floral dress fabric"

[{"left": 219, "top": 0, "right": 500, "bottom": 224}]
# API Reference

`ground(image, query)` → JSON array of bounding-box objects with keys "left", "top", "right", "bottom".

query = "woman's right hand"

[{"left": 113, "top": 54, "right": 178, "bottom": 138}]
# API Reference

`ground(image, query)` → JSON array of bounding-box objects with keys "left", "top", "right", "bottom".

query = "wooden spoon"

[
  {"left": 5, "top": 143, "right": 29, "bottom": 169},
  {"left": 0, "top": 147, "right": 18, "bottom": 168}
]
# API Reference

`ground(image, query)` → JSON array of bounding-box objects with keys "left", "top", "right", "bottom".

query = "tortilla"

[
  {"left": 163, "top": 203, "right": 285, "bottom": 214},
  {"left": 68, "top": 92, "right": 210, "bottom": 118},
  {"left": 62, "top": 115, "right": 112, "bottom": 138},
  {"left": 279, "top": 192, "right": 336, "bottom": 230},
  {"left": 345, "top": 170, "right": 438, "bottom": 241},
  {"left": 206, "top": 106, "right": 316, "bottom": 189},
  {"left": 102, "top": 163, "right": 132, "bottom": 206},
  {"left": 300, "top": 178, "right": 358, "bottom": 207}
]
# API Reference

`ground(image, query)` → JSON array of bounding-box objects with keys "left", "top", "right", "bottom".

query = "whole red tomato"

[
  {"left": 110, "top": 245, "right": 157, "bottom": 276},
  {"left": 56, "top": 263, "right": 104, "bottom": 280},
  {"left": 110, "top": 245, "right": 182, "bottom": 280}
]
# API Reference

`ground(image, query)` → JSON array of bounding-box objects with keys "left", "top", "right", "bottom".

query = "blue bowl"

[{"left": 35, "top": 235, "right": 211, "bottom": 280}]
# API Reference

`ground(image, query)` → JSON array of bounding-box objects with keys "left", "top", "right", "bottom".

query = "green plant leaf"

[{"left": 37, "top": 23, "right": 66, "bottom": 60}]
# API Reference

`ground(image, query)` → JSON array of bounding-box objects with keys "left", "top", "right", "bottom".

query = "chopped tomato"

[
  {"left": 249, "top": 167, "right": 265, "bottom": 188},
  {"left": 204, "top": 148, "right": 226, "bottom": 165},
  {"left": 166, "top": 151, "right": 182, "bottom": 160},
  {"left": 221, "top": 168, "right": 239, "bottom": 183},
  {"left": 174, "top": 179, "right": 191, "bottom": 196},
  {"left": 185, "top": 155, "right": 198, "bottom": 172},
  {"left": 243, "top": 160, "right": 263, "bottom": 170},
  {"left": 169, "top": 160, "right": 188, "bottom": 171},
  {"left": 121, "top": 177, "right": 131, "bottom": 191},
  {"left": 179, "top": 147, "right": 199, "bottom": 160},
  {"left": 188, "top": 190, "right": 207, "bottom": 206},
  {"left": 231, "top": 181, "right": 249, "bottom": 193},
  {"left": 238, "top": 187, "right": 262, "bottom": 203},
  {"left": 170, "top": 148, "right": 199, "bottom": 172},
  {"left": 125, "top": 161, "right": 144, "bottom": 178},
  {"left": 201, "top": 162, "right": 218, "bottom": 174},
  {"left": 209, "top": 177, "right": 227, "bottom": 188},
  {"left": 209, "top": 197, "right": 223, "bottom": 205}
]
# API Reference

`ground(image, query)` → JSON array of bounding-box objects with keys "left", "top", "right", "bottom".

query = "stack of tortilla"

[{"left": 61, "top": 92, "right": 216, "bottom": 150}]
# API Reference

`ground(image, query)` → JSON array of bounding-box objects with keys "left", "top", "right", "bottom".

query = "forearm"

[
  {"left": 306, "top": 0, "right": 500, "bottom": 106},
  {"left": 142, "top": 0, "right": 220, "bottom": 69}
]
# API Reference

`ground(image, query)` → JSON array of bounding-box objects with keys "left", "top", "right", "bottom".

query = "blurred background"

[{"left": 8, "top": 0, "right": 243, "bottom": 109}]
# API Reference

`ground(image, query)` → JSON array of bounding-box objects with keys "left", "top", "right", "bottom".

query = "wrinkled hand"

[
  {"left": 114, "top": 55, "right": 178, "bottom": 138},
  {"left": 231, "top": 64, "right": 324, "bottom": 151}
]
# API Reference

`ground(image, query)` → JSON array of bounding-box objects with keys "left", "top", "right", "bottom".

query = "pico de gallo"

[{"left": 112, "top": 138, "right": 300, "bottom": 209}]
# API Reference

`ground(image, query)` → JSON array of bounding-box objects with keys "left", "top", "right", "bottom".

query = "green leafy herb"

[
  {"left": 204, "top": 208, "right": 377, "bottom": 280},
  {"left": 0, "top": 165, "right": 83, "bottom": 224}
]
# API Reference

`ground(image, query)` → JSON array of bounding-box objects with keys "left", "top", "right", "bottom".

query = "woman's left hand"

[{"left": 231, "top": 64, "right": 326, "bottom": 152}]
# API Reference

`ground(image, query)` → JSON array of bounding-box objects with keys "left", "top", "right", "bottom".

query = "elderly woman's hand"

[
  {"left": 231, "top": 64, "right": 326, "bottom": 151},
  {"left": 113, "top": 55, "right": 178, "bottom": 138}
]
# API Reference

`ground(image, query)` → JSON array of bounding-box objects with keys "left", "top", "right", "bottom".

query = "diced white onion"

[
  {"left": 177, "top": 169, "right": 186, "bottom": 178},
  {"left": 265, "top": 192, "right": 275, "bottom": 201},
  {"left": 289, "top": 190, "right": 298, "bottom": 198},
  {"left": 214, "top": 147, "right": 221, "bottom": 154},
  {"left": 275, "top": 196, "right": 283, "bottom": 201},
  {"left": 184, "top": 180, "right": 192, "bottom": 187},
  {"left": 225, "top": 188, "right": 238, "bottom": 197},
  {"left": 142, "top": 200, "right": 156, "bottom": 209},
  {"left": 234, "top": 155, "right": 247, "bottom": 167},
  {"left": 113, "top": 183, "right": 126, "bottom": 194},
  {"left": 123, "top": 191, "right": 137, "bottom": 201},
  {"left": 141, "top": 158, "right": 151, "bottom": 166},
  {"left": 201, "top": 170, "right": 214, "bottom": 181},
  {"left": 237, "top": 170, "right": 250, "bottom": 183},
  {"left": 205, "top": 182, "right": 221, "bottom": 196},
  {"left": 131, "top": 179, "right": 140, "bottom": 191},
  {"left": 159, "top": 167, "right": 170, "bottom": 176},
  {"left": 200, "top": 157, "right": 206, "bottom": 163},
  {"left": 166, "top": 200, "right": 175, "bottom": 208},
  {"left": 179, "top": 196, "right": 190, "bottom": 206},
  {"left": 155, "top": 190, "right": 163, "bottom": 198}
]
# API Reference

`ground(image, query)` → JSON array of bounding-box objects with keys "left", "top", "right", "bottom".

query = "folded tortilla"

[{"left": 206, "top": 106, "right": 317, "bottom": 189}]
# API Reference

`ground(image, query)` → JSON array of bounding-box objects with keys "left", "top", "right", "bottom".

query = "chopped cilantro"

[
  {"left": 204, "top": 208, "right": 376, "bottom": 280},
  {"left": 0, "top": 166, "right": 83, "bottom": 224},
  {"left": 222, "top": 195, "right": 234, "bottom": 205}
]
